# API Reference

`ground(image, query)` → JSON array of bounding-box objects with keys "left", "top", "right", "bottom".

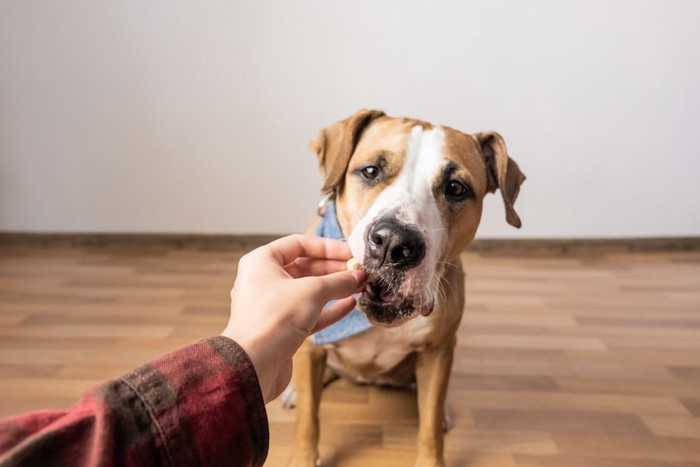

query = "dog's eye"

[
  {"left": 361, "top": 166, "right": 380, "bottom": 181},
  {"left": 445, "top": 180, "right": 472, "bottom": 200}
]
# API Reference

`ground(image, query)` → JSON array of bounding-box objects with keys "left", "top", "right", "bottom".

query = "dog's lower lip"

[
  {"left": 379, "top": 287, "right": 402, "bottom": 305},
  {"left": 364, "top": 279, "right": 400, "bottom": 303},
  {"left": 361, "top": 277, "right": 430, "bottom": 320}
]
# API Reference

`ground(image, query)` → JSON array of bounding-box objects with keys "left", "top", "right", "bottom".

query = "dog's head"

[{"left": 311, "top": 109, "right": 525, "bottom": 327}]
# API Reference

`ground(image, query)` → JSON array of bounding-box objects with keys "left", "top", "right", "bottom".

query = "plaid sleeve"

[{"left": 0, "top": 336, "right": 269, "bottom": 467}]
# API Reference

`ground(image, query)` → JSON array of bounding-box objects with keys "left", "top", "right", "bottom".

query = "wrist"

[{"left": 221, "top": 330, "right": 271, "bottom": 402}]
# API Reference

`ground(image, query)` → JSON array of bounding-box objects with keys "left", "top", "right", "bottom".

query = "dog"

[{"left": 286, "top": 109, "right": 525, "bottom": 467}]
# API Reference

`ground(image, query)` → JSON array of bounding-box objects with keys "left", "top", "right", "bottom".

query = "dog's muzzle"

[{"left": 359, "top": 217, "right": 433, "bottom": 326}]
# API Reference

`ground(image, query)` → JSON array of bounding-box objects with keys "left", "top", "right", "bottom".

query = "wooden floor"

[{"left": 1, "top": 242, "right": 699, "bottom": 466}]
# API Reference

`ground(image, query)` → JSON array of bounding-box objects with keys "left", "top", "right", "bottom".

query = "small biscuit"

[{"left": 346, "top": 258, "right": 362, "bottom": 271}]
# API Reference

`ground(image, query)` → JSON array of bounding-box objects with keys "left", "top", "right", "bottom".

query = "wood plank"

[{"left": 1, "top": 242, "right": 700, "bottom": 465}]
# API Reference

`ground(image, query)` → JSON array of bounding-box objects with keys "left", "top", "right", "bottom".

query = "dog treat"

[
  {"left": 347, "top": 258, "right": 381, "bottom": 282},
  {"left": 346, "top": 258, "right": 362, "bottom": 271}
]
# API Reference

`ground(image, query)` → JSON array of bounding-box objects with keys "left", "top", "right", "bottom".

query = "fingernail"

[{"left": 350, "top": 269, "right": 367, "bottom": 286}]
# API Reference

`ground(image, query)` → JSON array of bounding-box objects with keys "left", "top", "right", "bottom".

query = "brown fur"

[{"left": 290, "top": 110, "right": 525, "bottom": 467}]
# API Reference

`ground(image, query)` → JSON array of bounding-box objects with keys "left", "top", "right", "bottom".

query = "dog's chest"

[
  {"left": 323, "top": 257, "right": 465, "bottom": 386},
  {"left": 324, "top": 313, "right": 449, "bottom": 386}
]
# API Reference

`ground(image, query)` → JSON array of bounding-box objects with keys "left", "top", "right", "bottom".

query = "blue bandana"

[{"left": 311, "top": 198, "right": 373, "bottom": 345}]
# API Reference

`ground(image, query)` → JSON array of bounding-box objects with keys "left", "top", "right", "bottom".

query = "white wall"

[{"left": 1, "top": 0, "right": 699, "bottom": 238}]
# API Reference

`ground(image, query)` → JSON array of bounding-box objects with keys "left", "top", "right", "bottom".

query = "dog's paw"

[
  {"left": 443, "top": 411, "right": 452, "bottom": 432},
  {"left": 286, "top": 453, "right": 321, "bottom": 467},
  {"left": 414, "top": 458, "right": 445, "bottom": 467},
  {"left": 280, "top": 384, "right": 297, "bottom": 409}
]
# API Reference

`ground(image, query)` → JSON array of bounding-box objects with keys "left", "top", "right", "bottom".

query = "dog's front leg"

[
  {"left": 288, "top": 339, "right": 327, "bottom": 467},
  {"left": 414, "top": 336, "right": 456, "bottom": 467}
]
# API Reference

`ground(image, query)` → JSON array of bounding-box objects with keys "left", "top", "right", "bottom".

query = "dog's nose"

[{"left": 367, "top": 219, "right": 426, "bottom": 270}]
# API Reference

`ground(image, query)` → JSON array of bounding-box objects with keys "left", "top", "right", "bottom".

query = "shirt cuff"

[{"left": 120, "top": 336, "right": 269, "bottom": 467}]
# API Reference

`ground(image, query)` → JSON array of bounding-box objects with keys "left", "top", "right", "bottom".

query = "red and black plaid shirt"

[{"left": 0, "top": 337, "right": 269, "bottom": 467}]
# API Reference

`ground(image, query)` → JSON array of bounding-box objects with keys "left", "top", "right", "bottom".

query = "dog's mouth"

[{"left": 357, "top": 272, "right": 433, "bottom": 327}]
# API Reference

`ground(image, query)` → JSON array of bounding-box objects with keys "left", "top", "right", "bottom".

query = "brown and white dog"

[{"left": 288, "top": 109, "right": 525, "bottom": 467}]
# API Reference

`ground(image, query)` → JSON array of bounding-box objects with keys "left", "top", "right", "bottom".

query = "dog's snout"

[{"left": 367, "top": 219, "right": 426, "bottom": 270}]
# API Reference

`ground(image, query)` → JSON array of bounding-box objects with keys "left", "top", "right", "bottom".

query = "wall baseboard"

[
  {"left": 466, "top": 237, "right": 700, "bottom": 255},
  {"left": 1, "top": 233, "right": 699, "bottom": 255},
  {"left": 0, "top": 233, "right": 281, "bottom": 251}
]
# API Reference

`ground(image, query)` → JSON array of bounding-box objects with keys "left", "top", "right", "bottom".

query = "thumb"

[{"left": 312, "top": 269, "right": 367, "bottom": 305}]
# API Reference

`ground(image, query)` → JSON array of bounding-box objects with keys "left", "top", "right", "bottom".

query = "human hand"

[{"left": 222, "top": 234, "right": 367, "bottom": 404}]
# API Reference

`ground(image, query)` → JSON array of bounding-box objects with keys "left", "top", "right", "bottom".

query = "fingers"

[
  {"left": 311, "top": 296, "right": 357, "bottom": 334},
  {"left": 263, "top": 234, "right": 352, "bottom": 266},
  {"left": 307, "top": 269, "right": 367, "bottom": 305},
  {"left": 284, "top": 258, "right": 348, "bottom": 278}
]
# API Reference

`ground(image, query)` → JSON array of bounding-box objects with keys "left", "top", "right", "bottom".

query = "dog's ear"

[
  {"left": 475, "top": 132, "right": 526, "bottom": 228},
  {"left": 310, "top": 109, "right": 386, "bottom": 194}
]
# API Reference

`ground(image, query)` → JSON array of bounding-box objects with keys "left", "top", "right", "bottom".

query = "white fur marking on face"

[{"left": 348, "top": 126, "right": 448, "bottom": 303}]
